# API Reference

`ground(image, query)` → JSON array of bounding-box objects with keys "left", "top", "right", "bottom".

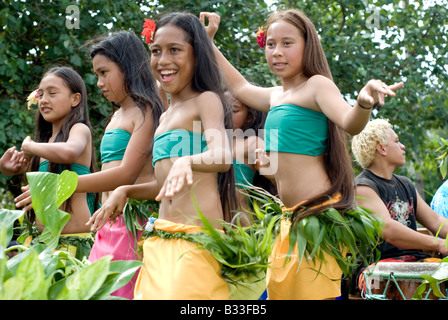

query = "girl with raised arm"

[{"left": 201, "top": 10, "right": 402, "bottom": 300}]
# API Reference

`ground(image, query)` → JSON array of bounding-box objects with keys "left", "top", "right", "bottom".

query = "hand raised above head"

[{"left": 199, "top": 12, "right": 221, "bottom": 41}]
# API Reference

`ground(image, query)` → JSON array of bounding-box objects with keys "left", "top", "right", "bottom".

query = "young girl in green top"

[
  {"left": 88, "top": 12, "right": 238, "bottom": 299},
  {"left": 82, "top": 31, "right": 164, "bottom": 300},
  {"left": 14, "top": 66, "right": 97, "bottom": 255},
  {"left": 201, "top": 10, "right": 403, "bottom": 300}
]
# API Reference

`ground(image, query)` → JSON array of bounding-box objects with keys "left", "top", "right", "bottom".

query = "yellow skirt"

[
  {"left": 228, "top": 272, "right": 266, "bottom": 300},
  {"left": 58, "top": 232, "right": 94, "bottom": 260},
  {"left": 24, "top": 232, "right": 94, "bottom": 260},
  {"left": 134, "top": 219, "right": 229, "bottom": 300},
  {"left": 267, "top": 196, "right": 343, "bottom": 300}
]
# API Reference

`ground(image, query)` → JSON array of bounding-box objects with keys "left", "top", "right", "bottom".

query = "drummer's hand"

[{"left": 436, "top": 238, "right": 448, "bottom": 256}]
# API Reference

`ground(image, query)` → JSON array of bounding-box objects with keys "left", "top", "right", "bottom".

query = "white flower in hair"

[{"left": 27, "top": 89, "right": 39, "bottom": 109}]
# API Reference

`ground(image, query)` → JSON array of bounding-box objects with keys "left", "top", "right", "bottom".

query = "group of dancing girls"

[{"left": 6, "top": 8, "right": 403, "bottom": 300}]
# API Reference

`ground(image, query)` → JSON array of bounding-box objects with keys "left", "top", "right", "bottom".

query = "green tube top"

[
  {"left": 39, "top": 160, "right": 96, "bottom": 215},
  {"left": 264, "top": 104, "right": 328, "bottom": 156},
  {"left": 152, "top": 129, "right": 208, "bottom": 166},
  {"left": 233, "top": 159, "right": 255, "bottom": 189},
  {"left": 100, "top": 129, "right": 131, "bottom": 164}
]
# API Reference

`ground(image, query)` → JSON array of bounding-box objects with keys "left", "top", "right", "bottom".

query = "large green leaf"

[
  {"left": 1, "top": 169, "right": 144, "bottom": 300},
  {"left": 26, "top": 171, "right": 77, "bottom": 248},
  {"left": 1, "top": 249, "right": 51, "bottom": 300},
  {"left": 90, "top": 259, "right": 144, "bottom": 300},
  {"left": 56, "top": 255, "right": 112, "bottom": 300},
  {"left": 0, "top": 209, "right": 24, "bottom": 253},
  {"left": 56, "top": 170, "right": 78, "bottom": 208},
  {"left": 0, "top": 276, "right": 26, "bottom": 300}
]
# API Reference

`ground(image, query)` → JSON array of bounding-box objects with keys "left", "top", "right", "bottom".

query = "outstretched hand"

[
  {"left": 0, "top": 146, "right": 27, "bottom": 176},
  {"left": 155, "top": 157, "right": 193, "bottom": 201},
  {"left": 199, "top": 12, "right": 220, "bottom": 41},
  {"left": 358, "top": 80, "right": 404, "bottom": 108},
  {"left": 254, "top": 148, "right": 270, "bottom": 172},
  {"left": 86, "top": 187, "right": 128, "bottom": 232},
  {"left": 255, "top": 148, "right": 276, "bottom": 184}
]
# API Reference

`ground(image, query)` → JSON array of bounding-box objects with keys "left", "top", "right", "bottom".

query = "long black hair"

[
  {"left": 88, "top": 30, "right": 165, "bottom": 153},
  {"left": 155, "top": 12, "right": 238, "bottom": 222}
]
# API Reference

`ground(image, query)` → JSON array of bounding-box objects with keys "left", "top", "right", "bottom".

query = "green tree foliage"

[
  {"left": 1, "top": 0, "right": 447, "bottom": 204},
  {"left": 279, "top": 0, "right": 448, "bottom": 200},
  {"left": 0, "top": 0, "right": 150, "bottom": 200}
]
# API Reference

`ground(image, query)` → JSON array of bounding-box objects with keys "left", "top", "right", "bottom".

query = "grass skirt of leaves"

[
  {"left": 139, "top": 187, "right": 383, "bottom": 286},
  {"left": 140, "top": 187, "right": 280, "bottom": 286},
  {"left": 283, "top": 200, "right": 384, "bottom": 278}
]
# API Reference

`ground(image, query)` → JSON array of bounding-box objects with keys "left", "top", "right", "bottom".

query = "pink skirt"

[{"left": 89, "top": 215, "right": 144, "bottom": 299}]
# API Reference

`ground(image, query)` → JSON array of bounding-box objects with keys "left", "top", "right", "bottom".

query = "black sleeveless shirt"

[{"left": 355, "top": 169, "right": 430, "bottom": 260}]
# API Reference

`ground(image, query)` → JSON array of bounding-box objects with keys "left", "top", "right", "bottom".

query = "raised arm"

[
  {"left": 312, "top": 76, "right": 404, "bottom": 135},
  {"left": 200, "top": 12, "right": 274, "bottom": 112}
]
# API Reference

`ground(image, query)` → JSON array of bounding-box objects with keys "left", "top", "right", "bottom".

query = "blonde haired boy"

[{"left": 352, "top": 118, "right": 448, "bottom": 262}]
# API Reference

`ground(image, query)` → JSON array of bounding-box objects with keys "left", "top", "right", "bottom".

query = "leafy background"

[{"left": 1, "top": 0, "right": 447, "bottom": 207}]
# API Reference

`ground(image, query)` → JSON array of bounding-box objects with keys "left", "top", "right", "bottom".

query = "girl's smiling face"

[
  {"left": 150, "top": 24, "right": 196, "bottom": 97},
  {"left": 265, "top": 21, "right": 305, "bottom": 80}
]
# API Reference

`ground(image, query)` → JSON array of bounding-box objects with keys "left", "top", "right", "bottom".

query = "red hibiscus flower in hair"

[
  {"left": 256, "top": 27, "right": 266, "bottom": 48},
  {"left": 142, "top": 19, "right": 156, "bottom": 44}
]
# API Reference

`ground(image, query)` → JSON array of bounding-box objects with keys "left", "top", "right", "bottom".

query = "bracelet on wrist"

[{"left": 357, "top": 101, "right": 373, "bottom": 110}]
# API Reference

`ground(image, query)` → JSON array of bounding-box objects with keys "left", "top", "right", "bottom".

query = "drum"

[{"left": 362, "top": 262, "right": 446, "bottom": 300}]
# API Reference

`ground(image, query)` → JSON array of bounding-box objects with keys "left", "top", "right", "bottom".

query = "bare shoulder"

[
  {"left": 355, "top": 184, "right": 376, "bottom": 196},
  {"left": 69, "top": 123, "right": 92, "bottom": 137},
  {"left": 133, "top": 105, "right": 156, "bottom": 130},
  {"left": 195, "top": 91, "right": 223, "bottom": 113},
  {"left": 197, "top": 91, "right": 221, "bottom": 104},
  {"left": 306, "top": 74, "right": 336, "bottom": 89}
]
